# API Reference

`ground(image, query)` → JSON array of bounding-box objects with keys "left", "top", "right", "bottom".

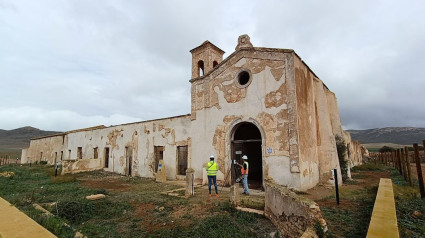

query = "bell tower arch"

[{"left": 190, "top": 41, "right": 225, "bottom": 79}]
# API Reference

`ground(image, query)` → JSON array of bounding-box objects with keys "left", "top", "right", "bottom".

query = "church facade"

[{"left": 21, "top": 35, "right": 361, "bottom": 191}]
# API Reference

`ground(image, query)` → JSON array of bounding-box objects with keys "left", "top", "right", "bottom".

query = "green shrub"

[
  {"left": 335, "top": 136, "right": 348, "bottom": 181},
  {"left": 378, "top": 146, "right": 394, "bottom": 153}
]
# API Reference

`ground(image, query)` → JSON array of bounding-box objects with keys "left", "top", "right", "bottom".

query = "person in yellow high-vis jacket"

[{"left": 206, "top": 155, "right": 219, "bottom": 197}]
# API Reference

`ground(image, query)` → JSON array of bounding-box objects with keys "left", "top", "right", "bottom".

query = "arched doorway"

[{"left": 231, "top": 122, "right": 262, "bottom": 188}]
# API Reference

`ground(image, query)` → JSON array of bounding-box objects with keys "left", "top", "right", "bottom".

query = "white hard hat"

[
  {"left": 210, "top": 155, "right": 214, "bottom": 159},
  {"left": 242, "top": 155, "right": 248, "bottom": 160}
]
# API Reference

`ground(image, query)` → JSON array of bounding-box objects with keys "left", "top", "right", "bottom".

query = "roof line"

[
  {"left": 190, "top": 40, "right": 225, "bottom": 54},
  {"left": 190, "top": 47, "right": 294, "bottom": 83},
  {"left": 30, "top": 114, "right": 192, "bottom": 140}
]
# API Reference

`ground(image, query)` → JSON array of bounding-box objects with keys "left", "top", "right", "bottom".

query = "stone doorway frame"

[{"left": 226, "top": 118, "right": 266, "bottom": 187}]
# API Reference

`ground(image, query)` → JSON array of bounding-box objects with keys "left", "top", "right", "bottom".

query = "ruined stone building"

[{"left": 21, "top": 35, "right": 361, "bottom": 191}]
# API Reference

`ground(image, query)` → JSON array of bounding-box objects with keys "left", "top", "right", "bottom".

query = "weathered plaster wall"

[
  {"left": 63, "top": 115, "right": 192, "bottom": 180},
  {"left": 313, "top": 80, "right": 341, "bottom": 184},
  {"left": 21, "top": 36, "right": 355, "bottom": 191},
  {"left": 20, "top": 149, "right": 27, "bottom": 163},
  {"left": 191, "top": 42, "right": 224, "bottom": 79},
  {"left": 190, "top": 47, "right": 301, "bottom": 188},
  {"left": 24, "top": 135, "right": 65, "bottom": 165},
  {"left": 294, "top": 57, "right": 320, "bottom": 190}
]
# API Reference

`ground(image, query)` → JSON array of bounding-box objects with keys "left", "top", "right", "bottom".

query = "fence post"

[
  {"left": 393, "top": 150, "right": 397, "bottom": 168},
  {"left": 391, "top": 151, "right": 394, "bottom": 168},
  {"left": 385, "top": 152, "right": 388, "bottom": 166},
  {"left": 400, "top": 149, "right": 405, "bottom": 179},
  {"left": 394, "top": 150, "right": 398, "bottom": 170},
  {"left": 401, "top": 149, "right": 406, "bottom": 178},
  {"left": 397, "top": 150, "right": 402, "bottom": 173},
  {"left": 405, "top": 146, "right": 413, "bottom": 186},
  {"left": 401, "top": 148, "right": 408, "bottom": 181},
  {"left": 413, "top": 143, "right": 425, "bottom": 199}
]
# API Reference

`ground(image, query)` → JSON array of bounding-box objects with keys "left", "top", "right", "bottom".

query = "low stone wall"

[{"left": 264, "top": 179, "right": 327, "bottom": 237}]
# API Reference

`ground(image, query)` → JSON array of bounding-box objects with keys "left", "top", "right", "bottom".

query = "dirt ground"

[
  {"left": 303, "top": 170, "right": 390, "bottom": 202},
  {"left": 76, "top": 173, "right": 274, "bottom": 235}
]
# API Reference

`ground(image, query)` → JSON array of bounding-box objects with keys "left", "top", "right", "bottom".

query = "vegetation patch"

[
  {"left": 389, "top": 167, "right": 425, "bottom": 237},
  {"left": 314, "top": 163, "right": 425, "bottom": 238},
  {"left": 0, "top": 164, "right": 277, "bottom": 237}
]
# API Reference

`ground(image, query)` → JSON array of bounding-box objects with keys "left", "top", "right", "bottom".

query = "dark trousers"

[{"left": 208, "top": 175, "right": 218, "bottom": 194}]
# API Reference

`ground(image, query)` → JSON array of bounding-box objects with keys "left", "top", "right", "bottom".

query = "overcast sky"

[{"left": 1, "top": 0, "right": 424, "bottom": 132}]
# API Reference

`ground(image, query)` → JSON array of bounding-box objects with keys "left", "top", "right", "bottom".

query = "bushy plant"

[
  {"left": 378, "top": 146, "right": 394, "bottom": 153},
  {"left": 335, "top": 136, "right": 348, "bottom": 181}
]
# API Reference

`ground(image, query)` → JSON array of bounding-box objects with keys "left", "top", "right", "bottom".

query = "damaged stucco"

[{"left": 22, "top": 35, "right": 362, "bottom": 191}]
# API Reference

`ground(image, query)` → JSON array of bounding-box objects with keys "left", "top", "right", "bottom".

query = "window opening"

[
  {"left": 213, "top": 61, "right": 218, "bottom": 68},
  {"left": 77, "top": 147, "right": 82, "bottom": 160},
  {"left": 237, "top": 70, "right": 250, "bottom": 86},
  {"left": 198, "top": 60, "right": 204, "bottom": 77},
  {"left": 125, "top": 146, "right": 133, "bottom": 176},
  {"left": 177, "top": 146, "right": 188, "bottom": 175},
  {"left": 154, "top": 146, "right": 164, "bottom": 173},
  {"left": 94, "top": 147, "right": 98, "bottom": 159},
  {"left": 104, "top": 147, "right": 110, "bottom": 168}
]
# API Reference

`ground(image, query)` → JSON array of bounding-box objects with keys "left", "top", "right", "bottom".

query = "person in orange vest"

[
  {"left": 206, "top": 155, "right": 219, "bottom": 197},
  {"left": 236, "top": 155, "right": 250, "bottom": 195}
]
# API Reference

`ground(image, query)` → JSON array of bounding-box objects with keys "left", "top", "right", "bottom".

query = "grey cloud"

[{"left": 1, "top": 0, "right": 424, "bottom": 131}]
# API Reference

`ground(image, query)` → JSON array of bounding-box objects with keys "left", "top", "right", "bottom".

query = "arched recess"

[
  {"left": 228, "top": 120, "right": 264, "bottom": 189},
  {"left": 197, "top": 60, "right": 204, "bottom": 76},
  {"left": 213, "top": 60, "right": 218, "bottom": 68}
]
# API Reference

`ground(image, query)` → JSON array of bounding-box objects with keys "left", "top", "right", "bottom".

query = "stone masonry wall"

[{"left": 264, "top": 179, "right": 327, "bottom": 237}]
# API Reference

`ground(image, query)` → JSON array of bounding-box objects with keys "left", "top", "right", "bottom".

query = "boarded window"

[
  {"left": 177, "top": 146, "right": 188, "bottom": 175},
  {"left": 94, "top": 147, "right": 98, "bottom": 159},
  {"left": 154, "top": 146, "right": 164, "bottom": 173},
  {"left": 77, "top": 147, "right": 82, "bottom": 160},
  {"left": 104, "top": 147, "right": 110, "bottom": 168}
]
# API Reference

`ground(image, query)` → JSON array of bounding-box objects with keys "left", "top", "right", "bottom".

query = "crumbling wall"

[
  {"left": 312, "top": 79, "right": 341, "bottom": 185},
  {"left": 62, "top": 159, "right": 102, "bottom": 174},
  {"left": 24, "top": 135, "right": 65, "bottom": 165},
  {"left": 190, "top": 47, "right": 301, "bottom": 188},
  {"left": 63, "top": 115, "right": 192, "bottom": 180},
  {"left": 264, "top": 179, "right": 327, "bottom": 237},
  {"left": 293, "top": 57, "right": 320, "bottom": 190},
  {"left": 349, "top": 139, "right": 363, "bottom": 167}
]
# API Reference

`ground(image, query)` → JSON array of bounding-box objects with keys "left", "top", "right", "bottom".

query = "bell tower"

[{"left": 190, "top": 41, "right": 225, "bottom": 79}]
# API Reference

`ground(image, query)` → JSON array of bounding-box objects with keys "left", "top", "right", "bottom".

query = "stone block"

[{"left": 86, "top": 194, "right": 106, "bottom": 200}]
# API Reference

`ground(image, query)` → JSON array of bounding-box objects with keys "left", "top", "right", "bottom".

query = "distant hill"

[
  {"left": 348, "top": 127, "right": 425, "bottom": 145},
  {"left": 0, "top": 126, "right": 62, "bottom": 149}
]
